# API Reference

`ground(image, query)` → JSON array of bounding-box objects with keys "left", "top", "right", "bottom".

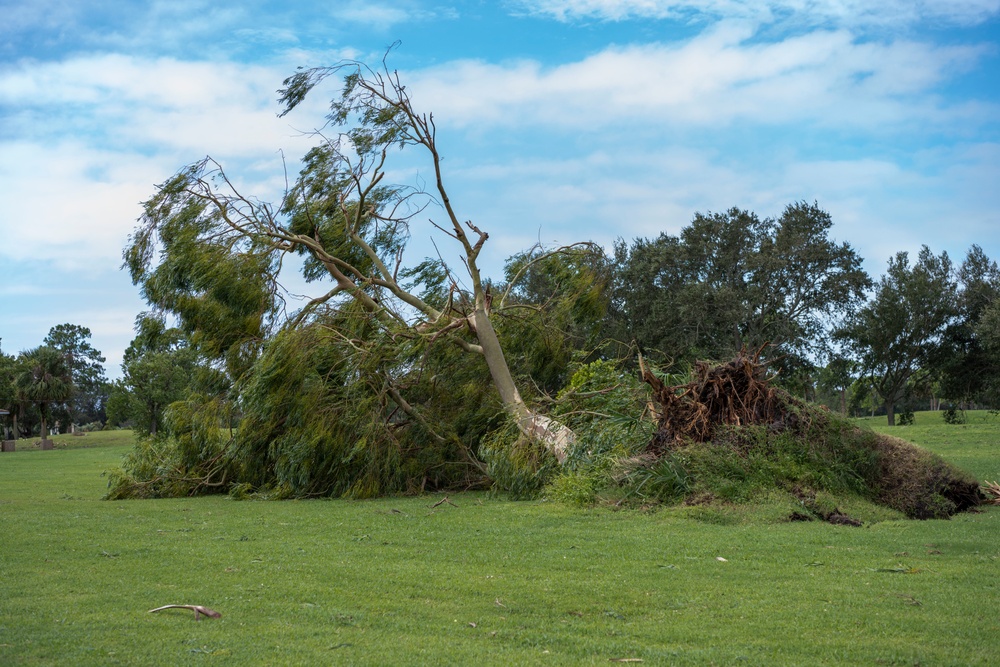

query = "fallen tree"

[
  {"left": 639, "top": 347, "right": 982, "bottom": 519},
  {"left": 109, "top": 53, "right": 604, "bottom": 499}
]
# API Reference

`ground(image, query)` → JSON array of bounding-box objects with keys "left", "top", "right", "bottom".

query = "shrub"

[{"left": 943, "top": 406, "right": 966, "bottom": 424}]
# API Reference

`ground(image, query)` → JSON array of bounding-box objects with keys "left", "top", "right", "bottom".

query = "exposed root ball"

[
  {"left": 642, "top": 345, "right": 790, "bottom": 453},
  {"left": 640, "top": 347, "right": 983, "bottom": 519}
]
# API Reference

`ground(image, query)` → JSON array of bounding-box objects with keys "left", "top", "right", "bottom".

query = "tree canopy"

[
  {"left": 837, "top": 246, "right": 958, "bottom": 425},
  {"left": 15, "top": 346, "right": 73, "bottom": 442},
  {"left": 44, "top": 323, "right": 107, "bottom": 426},
  {"left": 607, "top": 202, "right": 870, "bottom": 376},
  {"left": 112, "top": 55, "right": 592, "bottom": 498}
]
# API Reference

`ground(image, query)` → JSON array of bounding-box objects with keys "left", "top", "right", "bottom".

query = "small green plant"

[
  {"left": 619, "top": 454, "right": 692, "bottom": 502},
  {"left": 943, "top": 406, "right": 966, "bottom": 424},
  {"left": 897, "top": 407, "right": 915, "bottom": 425}
]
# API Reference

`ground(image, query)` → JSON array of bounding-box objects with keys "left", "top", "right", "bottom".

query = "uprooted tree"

[
  {"left": 111, "top": 55, "right": 600, "bottom": 498},
  {"left": 639, "top": 346, "right": 982, "bottom": 519}
]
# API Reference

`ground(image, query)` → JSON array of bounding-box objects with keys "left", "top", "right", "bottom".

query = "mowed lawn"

[{"left": 1, "top": 418, "right": 998, "bottom": 666}]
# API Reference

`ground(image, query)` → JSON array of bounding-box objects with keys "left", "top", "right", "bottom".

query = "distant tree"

[
  {"left": 817, "top": 354, "right": 857, "bottom": 415},
  {"left": 939, "top": 245, "right": 1000, "bottom": 407},
  {"left": 44, "top": 324, "right": 108, "bottom": 426},
  {"left": 837, "top": 246, "right": 958, "bottom": 426},
  {"left": 607, "top": 202, "right": 871, "bottom": 374},
  {"left": 0, "top": 347, "right": 21, "bottom": 440},
  {"left": 109, "top": 314, "right": 199, "bottom": 436},
  {"left": 15, "top": 346, "right": 74, "bottom": 443}
]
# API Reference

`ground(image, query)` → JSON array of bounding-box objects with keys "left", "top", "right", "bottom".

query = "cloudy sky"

[{"left": 1, "top": 0, "right": 998, "bottom": 377}]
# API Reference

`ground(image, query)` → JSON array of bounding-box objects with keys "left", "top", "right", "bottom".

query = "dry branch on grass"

[
  {"left": 148, "top": 604, "right": 221, "bottom": 620},
  {"left": 982, "top": 481, "right": 1000, "bottom": 504}
]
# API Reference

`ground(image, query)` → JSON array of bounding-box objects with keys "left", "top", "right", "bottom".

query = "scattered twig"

[
  {"left": 981, "top": 480, "right": 1000, "bottom": 504},
  {"left": 429, "top": 496, "right": 457, "bottom": 509}
]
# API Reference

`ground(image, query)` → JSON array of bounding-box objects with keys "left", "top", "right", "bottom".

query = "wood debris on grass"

[
  {"left": 981, "top": 481, "right": 1000, "bottom": 504},
  {"left": 429, "top": 496, "right": 457, "bottom": 509},
  {"left": 148, "top": 604, "right": 221, "bottom": 620}
]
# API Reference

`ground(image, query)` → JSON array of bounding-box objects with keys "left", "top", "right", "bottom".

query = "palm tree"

[{"left": 15, "top": 346, "right": 73, "bottom": 448}]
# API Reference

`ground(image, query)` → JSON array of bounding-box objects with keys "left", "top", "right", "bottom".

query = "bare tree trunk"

[
  {"left": 39, "top": 403, "right": 54, "bottom": 449},
  {"left": 886, "top": 402, "right": 895, "bottom": 426},
  {"left": 473, "top": 305, "right": 575, "bottom": 463}
]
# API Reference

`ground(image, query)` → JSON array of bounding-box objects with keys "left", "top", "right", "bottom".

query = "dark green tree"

[
  {"left": 939, "top": 245, "right": 1000, "bottom": 407},
  {"left": 817, "top": 354, "right": 857, "bottom": 415},
  {"left": 497, "top": 244, "right": 611, "bottom": 395},
  {"left": 607, "top": 202, "right": 870, "bottom": 373},
  {"left": 108, "top": 314, "right": 200, "bottom": 435},
  {"left": 0, "top": 346, "right": 21, "bottom": 440},
  {"left": 14, "top": 346, "right": 74, "bottom": 444},
  {"left": 837, "top": 246, "right": 958, "bottom": 425},
  {"left": 43, "top": 324, "right": 108, "bottom": 426}
]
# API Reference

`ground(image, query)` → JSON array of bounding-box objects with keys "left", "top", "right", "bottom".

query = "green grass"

[
  {"left": 6, "top": 428, "right": 136, "bottom": 452},
  {"left": 856, "top": 410, "right": 1000, "bottom": 482},
  {"left": 1, "top": 420, "right": 998, "bottom": 666}
]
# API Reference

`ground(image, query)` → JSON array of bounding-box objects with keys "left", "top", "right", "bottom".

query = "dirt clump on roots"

[
  {"left": 641, "top": 345, "right": 802, "bottom": 453},
  {"left": 640, "top": 346, "right": 983, "bottom": 519}
]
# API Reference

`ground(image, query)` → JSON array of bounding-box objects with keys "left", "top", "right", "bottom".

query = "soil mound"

[{"left": 640, "top": 347, "right": 982, "bottom": 519}]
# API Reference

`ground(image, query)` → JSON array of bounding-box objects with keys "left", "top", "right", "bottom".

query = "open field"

[{"left": 1, "top": 417, "right": 998, "bottom": 665}]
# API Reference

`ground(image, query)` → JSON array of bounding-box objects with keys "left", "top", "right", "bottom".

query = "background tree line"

[{"left": 0, "top": 324, "right": 108, "bottom": 441}]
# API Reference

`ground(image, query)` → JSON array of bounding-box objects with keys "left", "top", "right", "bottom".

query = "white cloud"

[
  {"left": 0, "top": 55, "right": 327, "bottom": 266},
  {"left": 516, "top": 0, "right": 1000, "bottom": 26},
  {"left": 406, "top": 24, "right": 988, "bottom": 131}
]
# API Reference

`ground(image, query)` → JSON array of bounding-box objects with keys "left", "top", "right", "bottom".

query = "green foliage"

[
  {"left": 533, "top": 360, "right": 656, "bottom": 503},
  {"left": 0, "top": 348, "right": 20, "bottom": 437},
  {"left": 615, "top": 454, "right": 692, "bottom": 504},
  {"left": 837, "top": 246, "right": 958, "bottom": 425},
  {"left": 110, "top": 314, "right": 201, "bottom": 436},
  {"left": 125, "top": 171, "right": 278, "bottom": 379},
  {"left": 498, "top": 245, "right": 611, "bottom": 394},
  {"left": 608, "top": 202, "right": 870, "bottom": 372},
  {"left": 943, "top": 406, "right": 966, "bottom": 424},
  {"left": 481, "top": 418, "right": 560, "bottom": 500},
  {"left": 43, "top": 323, "right": 107, "bottom": 425},
  {"left": 108, "top": 309, "right": 503, "bottom": 499},
  {"left": 14, "top": 346, "right": 74, "bottom": 439},
  {"left": 939, "top": 245, "right": 1000, "bottom": 407}
]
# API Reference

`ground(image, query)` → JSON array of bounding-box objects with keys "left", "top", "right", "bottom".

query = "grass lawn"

[{"left": 1, "top": 420, "right": 998, "bottom": 666}]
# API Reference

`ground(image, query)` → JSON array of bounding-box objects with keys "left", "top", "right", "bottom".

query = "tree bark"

[
  {"left": 473, "top": 304, "right": 575, "bottom": 463},
  {"left": 886, "top": 402, "right": 895, "bottom": 426}
]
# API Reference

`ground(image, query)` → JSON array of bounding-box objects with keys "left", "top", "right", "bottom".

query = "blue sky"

[{"left": 1, "top": 0, "right": 998, "bottom": 378}]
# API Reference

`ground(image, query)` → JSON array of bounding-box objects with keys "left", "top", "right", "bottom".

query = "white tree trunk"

[{"left": 473, "top": 304, "right": 575, "bottom": 463}]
